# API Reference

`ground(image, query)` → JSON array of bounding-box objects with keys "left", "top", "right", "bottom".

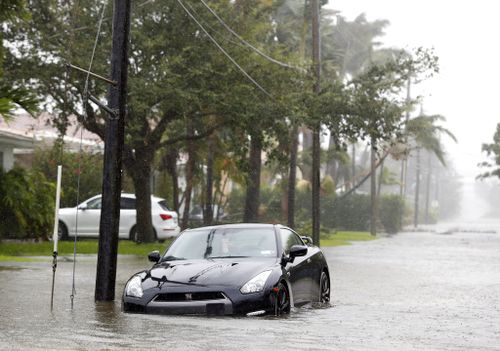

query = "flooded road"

[{"left": 1, "top": 229, "right": 500, "bottom": 350}]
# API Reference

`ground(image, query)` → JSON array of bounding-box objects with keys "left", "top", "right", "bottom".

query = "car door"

[
  {"left": 77, "top": 197, "right": 102, "bottom": 236},
  {"left": 279, "top": 228, "right": 314, "bottom": 305},
  {"left": 119, "top": 197, "right": 137, "bottom": 238}
]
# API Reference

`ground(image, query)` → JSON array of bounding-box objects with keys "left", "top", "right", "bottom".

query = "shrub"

[{"left": 0, "top": 167, "right": 55, "bottom": 239}]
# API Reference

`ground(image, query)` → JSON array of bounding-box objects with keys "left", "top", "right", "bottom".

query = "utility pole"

[
  {"left": 311, "top": 0, "right": 321, "bottom": 246},
  {"left": 95, "top": 0, "right": 131, "bottom": 301}
]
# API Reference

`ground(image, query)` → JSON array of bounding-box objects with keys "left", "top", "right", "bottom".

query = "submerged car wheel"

[
  {"left": 58, "top": 221, "right": 68, "bottom": 241},
  {"left": 274, "top": 282, "right": 290, "bottom": 316},
  {"left": 319, "top": 271, "right": 330, "bottom": 303}
]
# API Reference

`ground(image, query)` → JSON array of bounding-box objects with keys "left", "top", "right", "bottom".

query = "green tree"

[{"left": 478, "top": 123, "right": 500, "bottom": 180}]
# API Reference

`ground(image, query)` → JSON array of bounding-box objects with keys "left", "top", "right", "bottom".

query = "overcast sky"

[{"left": 329, "top": 0, "right": 500, "bottom": 181}]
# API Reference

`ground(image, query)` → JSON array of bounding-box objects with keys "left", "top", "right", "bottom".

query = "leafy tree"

[
  {"left": 0, "top": 0, "right": 37, "bottom": 120},
  {"left": 478, "top": 123, "right": 500, "bottom": 180}
]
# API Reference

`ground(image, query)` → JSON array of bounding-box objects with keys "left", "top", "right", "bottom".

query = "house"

[{"left": 0, "top": 113, "right": 103, "bottom": 170}]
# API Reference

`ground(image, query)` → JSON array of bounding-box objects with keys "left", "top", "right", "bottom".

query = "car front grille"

[{"left": 154, "top": 292, "right": 225, "bottom": 302}]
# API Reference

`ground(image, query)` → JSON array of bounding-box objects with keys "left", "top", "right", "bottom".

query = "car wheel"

[
  {"left": 319, "top": 271, "right": 330, "bottom": 303},
  {"left": 58, "top": 221, "right": 68, "bottom": 241},
  {"left": 274, "top": 282, "right": 290, "bottom": 316}
]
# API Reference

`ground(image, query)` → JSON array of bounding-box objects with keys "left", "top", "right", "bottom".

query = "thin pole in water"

[{"left": 50, "top": 165, "right": 62, "bottom": 311}]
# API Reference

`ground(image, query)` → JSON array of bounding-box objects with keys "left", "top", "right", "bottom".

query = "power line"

[
  {"left": 175, "top": 0, "right": 272, "bottom": 98},
  {"left": 197, "top": 0, "right": 304, "bottom": 72}
]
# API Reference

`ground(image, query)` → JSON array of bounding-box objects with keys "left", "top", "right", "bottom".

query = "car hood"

[{"left": 146, "top": 258, "right": 279, "bottom": 287}]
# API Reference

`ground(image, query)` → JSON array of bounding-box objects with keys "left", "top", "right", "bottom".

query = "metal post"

[
  {"left": 95, "top": 0, "right": 131, "bottom": 301},
  {"left": 50, "top": 165, "right": 62, "bottom": 311}
]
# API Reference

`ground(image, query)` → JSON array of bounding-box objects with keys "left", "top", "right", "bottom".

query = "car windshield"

[{"left": 163, "top": 227, "right": 277, "bottom": 260}]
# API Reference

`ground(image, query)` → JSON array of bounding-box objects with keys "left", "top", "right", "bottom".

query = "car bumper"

[
  {"left": 155, "top": 225, "right": 181, "bottom": 239},
  {"left": 123, "top": 286, "right": 275, "bottom": 316}
]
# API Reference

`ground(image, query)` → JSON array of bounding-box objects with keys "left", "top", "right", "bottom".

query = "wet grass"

[
  {"left": 321, "top": 231, "right": 376, "bottom": 247},
  {"left": 0, "top": 231, "right": 375, "bottom": 262},
  {"left": 0, "top": 240, "right": 172, "bottom": 261}
]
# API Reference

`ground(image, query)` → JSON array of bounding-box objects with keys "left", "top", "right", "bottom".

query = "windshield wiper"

[
  {"left": 208, "top": 255, "right": 249, "bottom": 259},
  {"left": 161, "top": 255, "right": 185, "bottom": 262}
]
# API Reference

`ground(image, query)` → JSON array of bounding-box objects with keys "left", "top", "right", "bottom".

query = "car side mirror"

[
  {"left": 301, "top": 236, "right": 313, "bottom": 245},
  {"left": 290, "top": 245, "right": 308, "bottom": 258},
  {"left": 78, "top": 204, "right": 88, "bottom": 211},
  {"left": 148, "top": 250, "right": 161, "bottom": 263}
]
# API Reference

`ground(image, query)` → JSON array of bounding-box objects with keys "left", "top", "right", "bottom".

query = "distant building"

[{"left": 0, "top": 113, "right": 103, "bottom": 170}]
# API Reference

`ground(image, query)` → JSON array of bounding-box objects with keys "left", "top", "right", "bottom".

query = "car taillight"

[{"left": 160, "top": 213, "right": 172, "bottom": 220}]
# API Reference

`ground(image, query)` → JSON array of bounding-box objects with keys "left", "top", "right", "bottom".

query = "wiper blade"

[
  {"left": 162, "top": 255, "right": 185, "bottom": 261},
  {"left": 208, "top": 255, "right": 249, "bottom": 259}
]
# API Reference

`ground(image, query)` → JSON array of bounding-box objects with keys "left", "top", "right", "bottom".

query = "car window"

[
  {"left": 279, "top": 228, "right": 304, "bottom": 254},
  {"left": 120, "top": 197, "right": 136, "bottom": 210},
  {"left": 164, "top": 227, "right": 277, "bottom": 260},
  {"left": 158, "top": 200, "right": 171, "bottom": 211},
  {"left": 86, "top": 197, "right": 102, "bottom": 210}
]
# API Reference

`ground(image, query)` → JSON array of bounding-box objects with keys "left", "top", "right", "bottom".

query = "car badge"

[{"left": 185, "top": 293, "right": 192, "bottom": 300}]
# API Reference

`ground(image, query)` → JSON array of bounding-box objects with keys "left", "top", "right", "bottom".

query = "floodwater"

[{"left": 1, "top": 227, "right": 500, "bottom": 350}]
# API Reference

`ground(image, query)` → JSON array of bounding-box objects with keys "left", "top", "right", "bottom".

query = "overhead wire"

[
  {"left": 175, "top": 0, "right": 272, "bottom": 99},
  {"left": 197, "top": 0, "right": 304, "bottom": 72},
  {"left": 69, "top": 0, "right": 108, "bottom": 310}
]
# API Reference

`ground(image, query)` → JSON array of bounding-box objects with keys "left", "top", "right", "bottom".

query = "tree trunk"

[
  {"left": 414, "top": 148, "right": 421, "bottom": 227},
  {"left": 377, "top": 159, "right": 385, "bottom": 197},
  {"left": 123, "top": 148, "right": 156, "bottom": 243},
  {"left": 244, "top": 134, "right": 262, "bottom": 222},
  {"left": 287, "top": 124, "right": 298, "bottom": 228},
  {"left": 164, "top": 149, "right": 180, "bottom": 212},
  {"left": 351, "top": 142, "right": 356, "bottom": 191},
  {"left": 181, "top": 123, "right": 196, "bottom": 230},
  {"left": 424, "top": 151, "right": 432, "bottom": 224},
  {"left": 370, "top": 139, "right": 377, "bottom": 236},
  {"left": 203, "top": 137, "right": 214, "bottom": 225},
  {"left": 131, "top": 163, "right": 155, "bottom": 242}
]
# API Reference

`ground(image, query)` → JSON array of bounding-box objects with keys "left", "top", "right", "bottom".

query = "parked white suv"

[{"left": 58, "top": 193, "right": 180, "bottom": 241}]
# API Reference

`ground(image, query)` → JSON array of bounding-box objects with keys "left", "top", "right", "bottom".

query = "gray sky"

[{"left": 330, "top": 0, "right": 500, "bottom": 181}]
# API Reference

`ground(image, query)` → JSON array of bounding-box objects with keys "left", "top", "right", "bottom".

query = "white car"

[{"left": 58, "top": 193, "right": 180, "bottom": 241}]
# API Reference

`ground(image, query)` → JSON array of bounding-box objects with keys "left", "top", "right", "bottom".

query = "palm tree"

[{"left": 404, "top": 114, "right": 457, "bottom": 227}]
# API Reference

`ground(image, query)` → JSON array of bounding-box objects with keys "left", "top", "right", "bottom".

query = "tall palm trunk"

[
  {"left": 414, "top": 147, "right": 421, "bottom": 227},
  {"left": 424, "top": 151, "right": 432, "bottom": 224},
  {"left": 370, "top": 138, "right": 378, "bottom": 236}
]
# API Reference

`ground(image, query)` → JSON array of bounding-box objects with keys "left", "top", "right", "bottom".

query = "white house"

[{"left": 0, "top": 127, "right": 34, "bottom": 171}]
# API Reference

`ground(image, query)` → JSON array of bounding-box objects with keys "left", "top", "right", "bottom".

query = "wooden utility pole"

[
  {"left": 311, "top": 0, "right": 321, "bottom": 246},
  {"left": 95, "top": 0, "right": 131, "bottom": 301}
]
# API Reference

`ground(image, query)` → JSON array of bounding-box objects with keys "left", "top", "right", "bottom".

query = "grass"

[
  {"left": 0, "top": 239, "right": 172, "bottom": 261},
  {"left": 0, "top": 231, "right": 376, "bottom": 262},
  {"left": 320, "top": 231, "right": 376, "bottom": 247}
]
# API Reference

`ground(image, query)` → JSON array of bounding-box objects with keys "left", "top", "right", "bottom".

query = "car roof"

[{"left": 186, "top": 223, "right": 282, "bottom": 232}]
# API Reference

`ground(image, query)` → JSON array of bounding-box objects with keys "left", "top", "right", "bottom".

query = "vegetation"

[
  {"left": 478, "top": 123, "right": 500, "bottom": 180},
  {"left": 0, "top": 167, "right": 54, "bottom": 240},
  {"left": 0, "top": 0, "right": 457, "bottom": 244}
]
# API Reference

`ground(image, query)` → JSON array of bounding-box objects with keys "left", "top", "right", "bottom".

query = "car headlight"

[
  {"left": 125, "top": 275, "right": 143, "bottom": 298},
  {"left": 240, "top": 270, "right": 272, "bottom": 294}
]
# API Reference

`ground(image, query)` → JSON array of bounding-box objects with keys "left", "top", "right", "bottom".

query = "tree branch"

[{"left": 158, "top": 122, "right": 225, "bottom": 148}]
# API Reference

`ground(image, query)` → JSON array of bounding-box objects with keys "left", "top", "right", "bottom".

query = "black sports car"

[{"left": 122, "top": 223, "right": 330, "bottom": 316}]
